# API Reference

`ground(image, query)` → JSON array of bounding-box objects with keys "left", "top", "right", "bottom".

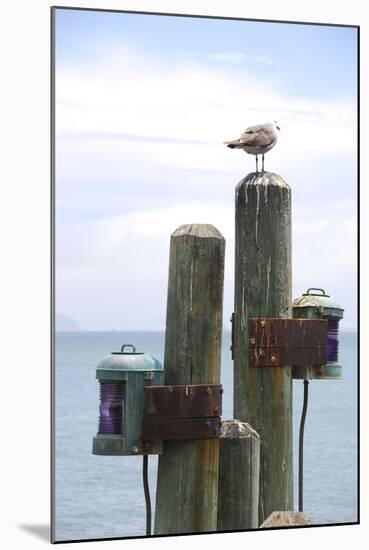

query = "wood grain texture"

[
  {"left": 233, "top": 172, "right": 293, "bottom": 524},
  {"left": 154, "top": 224, "right": 225, "bottom": 535}
]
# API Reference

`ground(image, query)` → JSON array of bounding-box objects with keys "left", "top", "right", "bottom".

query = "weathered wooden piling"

[
  {"left": 233, "top": 172, "right": 293, "bottom": 524},
  {"left": 217, "top": 420, "right": 260, "bottom": 531},
  {"left": 154, "top": 223, "right": 225, "bottom": 535}
]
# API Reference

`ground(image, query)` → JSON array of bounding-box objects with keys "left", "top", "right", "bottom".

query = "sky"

[{"left": 54, "top": 8, "right": 358, "bottom": 331}]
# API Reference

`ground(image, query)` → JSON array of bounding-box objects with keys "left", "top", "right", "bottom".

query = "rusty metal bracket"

[
  {"left": 248, "top": 318, "right": 327, "bottom": 367},
  {"left": 143, "top": 384, "right": 222, "bottom": 440}
]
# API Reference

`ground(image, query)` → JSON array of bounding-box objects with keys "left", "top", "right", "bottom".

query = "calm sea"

[{"left": 54, "top": 331, "right": 358, "bottom": 541}]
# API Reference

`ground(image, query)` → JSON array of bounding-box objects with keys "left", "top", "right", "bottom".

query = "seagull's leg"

[
  {"left": 255, "top": 155, "right": 258, "bottom": 173},
  {"left": 262, "top": 154, "right": 265, "bottom": 172}
]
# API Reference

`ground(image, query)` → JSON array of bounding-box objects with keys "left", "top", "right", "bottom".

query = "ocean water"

[{"left": 54, "top": 331, "right": 358, "bottom": 541}]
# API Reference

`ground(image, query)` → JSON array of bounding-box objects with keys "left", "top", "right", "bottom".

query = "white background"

[{"left": 0, "top": 1, "right": 367, "bottom": 549}]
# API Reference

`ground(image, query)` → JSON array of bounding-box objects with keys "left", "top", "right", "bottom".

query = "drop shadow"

[{"left": 18, "top": 524, "right": 50, "bottom": 542}]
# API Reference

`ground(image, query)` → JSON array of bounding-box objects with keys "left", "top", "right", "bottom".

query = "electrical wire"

[
  {"left": 143, "top": 455, "right": 152, "bottom": 536},
  {"left": 298, "top": 379, "right": 309, "bottom": 512}
]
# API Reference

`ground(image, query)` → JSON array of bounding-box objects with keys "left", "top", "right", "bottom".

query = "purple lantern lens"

[
  {"left": 327, "top": 319, "right": 339, "bottom": 363},
  {"left": 98, "top": 382, "right": 125, "bottom": 435}
]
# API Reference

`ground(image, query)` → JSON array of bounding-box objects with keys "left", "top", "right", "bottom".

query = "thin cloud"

[
  {"left": 56, "top": 44, "right": 355, "bottom": 156},
  {"left": 206, "top": 51, "right": 276, "bottom": 65},
  {"left": 57, "top": 130, "right": 216, "bottom": 146}
]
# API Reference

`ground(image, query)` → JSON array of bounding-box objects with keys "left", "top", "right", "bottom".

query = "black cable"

[
  {"left": 298, "top": 379, "right": 309, "bottom": 512},
  {"left": 143, "top": 454, "right": 152, "bottom": 536}
]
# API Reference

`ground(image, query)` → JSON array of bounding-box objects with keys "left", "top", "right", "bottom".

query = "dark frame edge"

[
  {"left": 51, "top": 5, "right": 56, "bottom": 545},
  {"left": 356, "top": 23, "right": 360, "bottom": 526},
  {"left": 52, "top": 521, "right": 360, "bottom": 544},
  {"left": 51, "top": 5, "right": 359, "bottom": 29}
]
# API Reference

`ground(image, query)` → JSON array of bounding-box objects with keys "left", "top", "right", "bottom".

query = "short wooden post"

[
  {"left": 234, "top": 172, "right": 293, "bottom": 524},
  {"left": 154, "top": 223, "right": 225, "bottom": 535},
  {"left": 217, "top": 420, "right": 260, "bottom": 530}
]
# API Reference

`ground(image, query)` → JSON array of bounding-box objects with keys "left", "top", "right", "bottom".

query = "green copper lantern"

[
  {"left": 292, "top": 288, "right": 344, "bottom": 380},
  {"left": 92, "top": 344, "right": 164, "bottom": 456}
]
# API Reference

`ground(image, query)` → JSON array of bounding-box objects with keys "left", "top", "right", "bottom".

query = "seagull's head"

[{"left": 273, "top": 120, "right": 281, "bottom": 131}]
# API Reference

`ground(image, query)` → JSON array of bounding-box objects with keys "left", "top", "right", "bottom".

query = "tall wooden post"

[
  {"left": 154, "top": 224, "right": 225, "bottom": 535},
  {"left": 234, "top": 172, "right": 293, "bottom": 524}
]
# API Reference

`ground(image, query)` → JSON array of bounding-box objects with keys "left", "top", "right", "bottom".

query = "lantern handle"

[
  {"left": 303, "top": 288, "right": 330, "bottom": 297},
  {"left": 121, "top": 344, "right": 136, "bottom": 353}
]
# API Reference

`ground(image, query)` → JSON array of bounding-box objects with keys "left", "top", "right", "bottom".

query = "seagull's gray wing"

[
  {"left": 239, "top": 127, "right": 275, "bottom": 148},
  {"left": 243, "top": 123, "right": 268, "bottom": 134}
]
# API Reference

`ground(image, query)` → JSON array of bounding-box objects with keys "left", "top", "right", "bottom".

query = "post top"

[
  {"left": 237, "top": 171, "right": 290, "bottom": 190},
  {"left": 172, "top": 223, "right": 224, "bottom": 240},
  {"left": 220, "top": 419, "right": 260, "bottom": 439},
  {"left": 260, "top": 511, "right": 311, "bottom": 528}
]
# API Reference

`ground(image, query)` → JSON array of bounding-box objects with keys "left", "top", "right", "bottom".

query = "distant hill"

[{"left": 55, "top": 314, "right": 81, "bottom": 331}]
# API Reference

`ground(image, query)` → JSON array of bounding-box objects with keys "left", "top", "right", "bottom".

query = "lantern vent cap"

[
  {"left": 292, "top": 288, "right": 344, "bottom": 318},
  {"left": 96, "top": 343, "right": 164, "bottom": 373}
]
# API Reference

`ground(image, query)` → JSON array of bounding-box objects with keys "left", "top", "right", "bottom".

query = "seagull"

[{"left": 224, "top": 121, "right": 280, "bottom": 172}]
